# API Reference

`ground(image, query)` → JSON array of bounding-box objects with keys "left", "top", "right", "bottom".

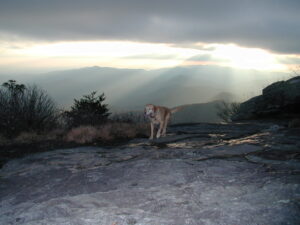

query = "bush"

[
  {"left": 63, "top": 91, "right": 110, "bottom": 128},
  {"left": 110, "top": 111, "right": 146, "bottom": 123},
  {"left": 216, "top": 101, "right": 240, "bottom": 122},
  {"left": 0, "top": 80, "right": 59, "bottom": 137}
]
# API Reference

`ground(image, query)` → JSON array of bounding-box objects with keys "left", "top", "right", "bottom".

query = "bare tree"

[
  {"left": 291, "top": 65, "right": 300, "bottom": 77},
  {"left": 216, "top": 101, "right": 240, "bottom": 123},
  {"left": 0, "top": 80, "right": 58, "bottom": 137}
]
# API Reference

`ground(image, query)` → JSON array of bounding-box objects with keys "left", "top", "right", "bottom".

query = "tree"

[
  {"left": 291, "top": 65, "right": 300, "bottom": 77},
  {"left": 63, "top": 91, "right": 110, "bottom": 127},
  {"left": 2, "top": 80, "right": 26, "bottom": 94},
  {"left": 0, "top": 80, "right": 58, "bottom": 137},
  {"left": 216, "top": 101, "right": 240, "bottom": 122}
]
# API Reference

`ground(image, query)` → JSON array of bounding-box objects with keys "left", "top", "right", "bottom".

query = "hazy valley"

[{"left": 0, "top": 65, "right": 292, "bottom": 123}]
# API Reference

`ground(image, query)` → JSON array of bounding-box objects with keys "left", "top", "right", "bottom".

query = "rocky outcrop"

[
  {"left": 1, "top": 122, "right": 300, "bottom": 225},
  {"left": 232, "top": 76, "right": 300, "bottom": 121}
]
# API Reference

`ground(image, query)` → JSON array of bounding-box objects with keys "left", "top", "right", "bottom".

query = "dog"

[{"left": 144, "top": 104, "right": 183, "bottom": 139}]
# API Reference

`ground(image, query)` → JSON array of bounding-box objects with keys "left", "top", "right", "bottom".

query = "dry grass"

[
  {"left": 13, "top": 129, "right": 65, "bottom": 144},
  {"left": 46, "top": 128, "right": 66, "bottom": 140},
  {"left": 14, "top": 132, "right": 43, "bottom": 144},
  {"left": 108, "top": 123, "right": 136, "bottom": 139},
  {"left": 65, "top": 126, "right": 99, "bottom": 144},
  {"left": 65, "top": 122, "right": 149, "bottom": 144},
  {"left": 0, "top": 134, "right": 9, "bottom": 145},
  {"left": 288, "top": 118, "right": 300, "bottom": 128},
  {"left": 1, "top": 122, "right": 149, "bottom": 146}
]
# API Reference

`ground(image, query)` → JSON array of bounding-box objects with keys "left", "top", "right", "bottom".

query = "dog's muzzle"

[{"left": 144, "top": 112, "right": 155, "bottom": 119}]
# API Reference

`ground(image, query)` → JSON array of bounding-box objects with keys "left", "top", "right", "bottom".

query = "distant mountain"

[
  {"left": 27, "top": 66, "right": 148, "bottom": 110},
  {"left": 211, "top": 92, "right": 238, "bottom": 102},
  {"left": 171, "top": 101, "right": 222, "bottom": 124},
  {"left": 0, "top": 65, "right": 292, "bottom": 118}
]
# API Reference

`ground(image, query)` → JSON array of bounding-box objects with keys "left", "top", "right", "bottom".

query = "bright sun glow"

[
  {"left": 18, "top": 41, "right": 196, "bottom": 58},
  {"left": 209, "top": 43, "right": 287, "bottom": 71},
  {"left": 0, "top": 40, "right": 290, "bottom": 72},
  {"left": 9, "top": 41, "right": 200, "bottom": 70}
]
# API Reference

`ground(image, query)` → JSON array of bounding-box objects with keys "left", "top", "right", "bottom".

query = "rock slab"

[{"left": 1, "top": 123, "right": 300, "bottom": 225}]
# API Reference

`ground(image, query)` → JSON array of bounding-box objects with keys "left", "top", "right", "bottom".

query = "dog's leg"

[
  {"left": 156, "top": 122, "right": 164, "bottom": 139},
  {"left": 162, "top": 121, "right": 168, "bottom": 137},
  {"left": 162, "top": 113, "right": 170, "bottom": 137},
  {"left": 149, "top": 122, "right": 154, "bottom": 140}
]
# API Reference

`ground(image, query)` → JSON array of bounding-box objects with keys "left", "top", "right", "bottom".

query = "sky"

[{"left": 0, "top": 0, "right": 300, "bottom": 73}]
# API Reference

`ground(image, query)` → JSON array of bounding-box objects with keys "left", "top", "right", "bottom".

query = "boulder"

[{"left": 232, "top": 76, "right": 300, "bottom": 121}]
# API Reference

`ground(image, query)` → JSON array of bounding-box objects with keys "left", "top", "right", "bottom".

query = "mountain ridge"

[{"left": 0, "top": 65, "right": 291, "bottom": 115}]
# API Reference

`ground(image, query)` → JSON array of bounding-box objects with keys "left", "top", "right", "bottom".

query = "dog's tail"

[{"left": 170, "top": 106, "right": 184, "bottom": 114}]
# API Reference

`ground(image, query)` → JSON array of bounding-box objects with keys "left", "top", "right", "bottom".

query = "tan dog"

[{"left": 144, "top": 104, "right": 183, "bottom": 139}]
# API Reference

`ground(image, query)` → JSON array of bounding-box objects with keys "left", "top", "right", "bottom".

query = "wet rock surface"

[{"left": 1, "top": 122, "right": 300, "bottom": 225}]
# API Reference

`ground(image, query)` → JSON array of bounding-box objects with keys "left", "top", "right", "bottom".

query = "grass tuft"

[{"left": 65, "top": 122, "right": 149, "bottom": 144}]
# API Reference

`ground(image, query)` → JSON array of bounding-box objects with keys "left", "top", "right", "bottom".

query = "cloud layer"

[{"left": 1, "top": 0, "right": 300, "bottom": 53}]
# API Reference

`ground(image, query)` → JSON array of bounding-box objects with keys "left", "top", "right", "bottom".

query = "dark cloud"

[{"left": 0, "top": 0, "right": 299, "bottom": 53}]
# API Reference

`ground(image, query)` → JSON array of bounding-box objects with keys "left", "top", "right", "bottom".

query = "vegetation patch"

[{"left": 0, "top": 80, "right": 150, "bottom": 166}]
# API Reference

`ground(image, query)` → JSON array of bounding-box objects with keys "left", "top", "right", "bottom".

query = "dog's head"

[{"left": 144, "top": 104, "right": 156, "bottom": 118}]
